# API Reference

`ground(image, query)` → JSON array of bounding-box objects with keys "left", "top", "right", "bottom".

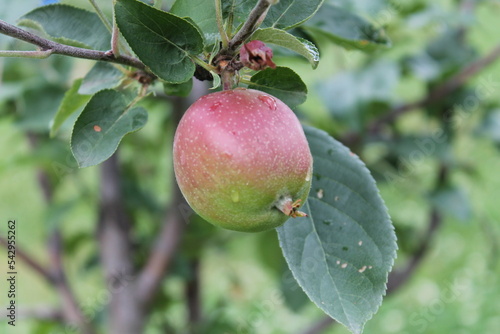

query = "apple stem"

[
  {"left": 275, "top": 196, "right": 308, "bottom": 218},
  {"left": 221, "top": 70, "right": 236, "bottom": 91}
]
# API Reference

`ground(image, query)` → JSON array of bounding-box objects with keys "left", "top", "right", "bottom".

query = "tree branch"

[
  {"left": 0, "top": 134, "right": 96, "bottom": 333},
  {"left": 136, "top": 183, "right": 186, "bottom": 306},
  {"left": 369, "top": 42, "right": 500, "bottom": 133},
  {"left": 136, "top": 80, "right": 208, "bottom": 307},
  {"left": 299, "top": 317, "right": 335, "bottom": 334},
  {"left": 48, "top": 231, "right": 96, "bottom": 334},
  {"left": 0, "top": 19, "right": 147, "bottom": 70},
  {"left": 26, "top": 133, "right": 96, "bottom": 334},
  {"left": 135, "top": 96, "right": 188, "bottom": 306},
  {"left": 227, "top": 0, "right": 273, "bottom": 51},
  {"left": 0, "top": 233, "right": 94, "bottom": 332},
  {"left": 97, "top": 152, "right": 145, "bottom": 334},
  {"left": 186, "top": 260, "right": 202, "bottom": 329},
  {"left": 386, "top": 209, "right": 442, "bottom": 293},
  {"left": 17, "top": 306, "right": 64, "bottom": 322},
  {"left": 0, "top": 236, "right": 55, "bottom": 284}
]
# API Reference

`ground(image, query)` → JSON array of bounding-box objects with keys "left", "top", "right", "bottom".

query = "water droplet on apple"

[
  {"left": 258, "top": 95, "right": 277, "bottom": 111},
  {"left": 231, "top": 189, "right": 240, "bottom": 202}
]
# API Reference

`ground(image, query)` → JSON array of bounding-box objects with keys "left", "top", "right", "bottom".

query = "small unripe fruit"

[{"left": 173, "top": 88, "right": 313, "bottom": 232}]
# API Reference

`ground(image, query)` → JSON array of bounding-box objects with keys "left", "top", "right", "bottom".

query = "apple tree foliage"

[{"left": 2, "top": 0, "right": 498, "bottom": 333}]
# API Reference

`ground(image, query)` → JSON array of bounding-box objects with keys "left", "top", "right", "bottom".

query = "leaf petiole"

[
  {"left": 88, "top": 0, "right": 113, "bottom": 32},
  {"left": 215, "top": 0, "right": 229, "bottom": 49},
  {"left": 0, "top": 49, "right": 53, "bottom": 58}
]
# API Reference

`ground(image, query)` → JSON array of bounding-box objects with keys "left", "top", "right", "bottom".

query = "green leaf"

[
  {"left": 71, "top": 90, "right": 148, "bottom": 168},
  {"left": 229, "top": 0, "right": 324, "bottom": 31},
  {"left": 304, "top": 4, "right": 391, "bottom": 52},
  {"left": 277, "top": 126, "right": 397, "bottom": 334},
  {"left": 50, "top": 78, "right": 91, "bottom": 137},
  {"left": 209, "top": 70, "right": 221, "bottom": 90},
  {"left": 317, "top": 60, "right": 399, "bottom": 129},
  {"left": 163, "top": 78, "right": 193, "bottom": 97},
  {"left": 477, "top": 109, "right": 500, "bottom": 144},
  {"left": 18, "top": 4, "right": 111, "bottom": 50},
  {"left": 430, "top": 185, "right": 472, "bottom": 222},
  {"left": 115, "top": 0, "right": 204, "bottom": 83},
  {"left": 332, "top": 0, "right": 390, "bottom": 16},
  {"left": 171, "top": 0, "right": 219, "bottom": 45},
  {"left": 228, "top": 0, "right": 261, "bottom": 28},
  {"left": 248, "top": 66, "right": 307, "bottom": 108},
  {"left": 424, "top": 28, "right": 476, "bottom": 78},
  {"left": 250, "top": 28, "right": 319, "bottom": 69},
  {"left": 281, "top": 266, "right": 310, "bottom": 312},
  {"left": 0, "top": 0, "right": 40, "bottom": 47},
  {"left": 44, "top": 199, "right": 79, "bottom": 229},
  {"left": 16, "top": 85, "right": 65, "bottom": 133},
  {"left": 0, "top": 0, "right": 39, "bottom": 25},
  {"left": 79, "top": 62, "right": 124, "bottom": 95},
  {"left": 263, "top": 0, "right": 325, "bottom": 30},
  {"left": 0, "top": 82, "right": 25, "bottom": 101}
]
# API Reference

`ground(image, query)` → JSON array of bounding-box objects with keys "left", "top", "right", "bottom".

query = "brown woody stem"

[{"left": 0, "top": 19, "right": 148, "bottom": 71}]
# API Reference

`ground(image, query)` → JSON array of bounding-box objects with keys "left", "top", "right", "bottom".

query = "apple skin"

[{"left": 173, "top": 88, "right": 313, "bottom": 232}]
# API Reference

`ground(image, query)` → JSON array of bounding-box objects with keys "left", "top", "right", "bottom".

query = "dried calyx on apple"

[{"left": 173, "top": 41, "right": 312, "bottom": 232}]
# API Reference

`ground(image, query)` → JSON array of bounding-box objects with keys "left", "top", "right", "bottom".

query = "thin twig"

[
  {"left": 0, "top": 19, "right": 147, "bottom": 70},
  {"left": 386, "top": 208, "right": 442, "bottom": 293},
  {"left": 0, "top": 139, "right": 54, "bottom": 286},
  {"left": 17, "top": 306, "right": 64, "bottom": 322},
  {"left": 0, "top": 135, "right": 96, "bottom": 333},
  {"left": 299, "top": 317, "right": 334, "bottom": 334},
  {"left": 136, "top": 167, "right": 186, "bottom": 307},
  {"left": 26, "top": 134, "right": 96, "bottom": 334},
  {"left": 369, "top": 42, "right": 500, "bottom": 133},
  {"left": 136, "top": 214, "right": 185, "bottom": 305},
  {"left": 49, "top": 231, "right": 96, "bottom": 334},
  {"left": 0, "top": 237, "right": 56, "bottom": 284},
  {"left": 227, "top": 0, "right": 273, "bottom": 51},
  {"left": 186, "top": 259, "right": 202, "bottom": 327}
]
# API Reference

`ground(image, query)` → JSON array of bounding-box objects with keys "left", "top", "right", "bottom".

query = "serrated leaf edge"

[
  {"left": 278, "top": 125, "right": 397, "bottom": 334},
  {"left": 18, "top": 4, "right": 106, "bottom": 50},
  {"left": 250, "top": 28, "right": 320, "bottom": 69},
  {"left": 50, "top": 78, "right": 91, "bottom": 138},
  {"left": 114, "top": 0, "right": 204, "bottom": 84},
  {"left": 271, "top": 0, "right": 326, "bottom": 30},
  {"left": 70, "top": 89, "right": 148, "bottom": 168}
]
